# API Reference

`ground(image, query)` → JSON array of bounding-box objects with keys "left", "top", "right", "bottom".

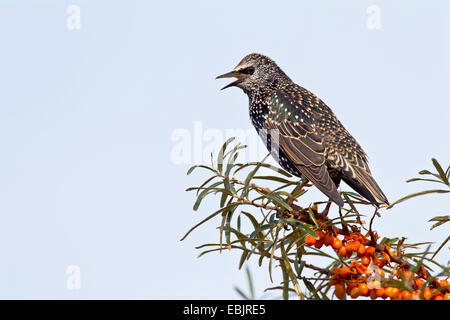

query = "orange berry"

[
  {"left": 401, "top": 290, "right": 412, "bottom": 300},
  {"left": 361, "top": 256, "right": 370, "bottom": 266},
  {"left": 391, "top": 287, "right": 400, "bottom": 299},
  {"left": 430, "top": 289, "right": 440, "bottom": 299},
  {"left": 357, "top": 244, "right": 366, "bottom": 256},
  {"left": 345, "top": 243, "right": 353, "bottom": 253},
  {"left": 305, "top": 234, "right": 316, "bottom": 246},
  {"left": 346, "top": 279, "right": 358, "bottom": 289},
  {"left": 356, "top": 263, "right": 367, "bottom": 275},
  {"left": 332, "top": 238, "right": 343, "bottom": 250},
  {"left": 439, "top": 279, "right": 448, "bottom": 288},
  {"left": 345, "top": 240, "right": 354, "bottom": 251},
  {"left": 314, "top": 239, "right": 324, "bottom": 249},
  {"left": 370, "top": 290, "right": 378, "bottom": 300},
  {"left": 339, "top": 266, "right": 352, "bottom": 278},
  {"left": 350, "top": 287, "right": 360, "bottom": 299},
  {"left": 385, "top": 287, "right": 399, "bottom": 299},
  {"left": 423, "top": 287, "right": 432, "bottom": 300},
  {"left": 330, "top": 278, "right": 341, "bottom": 286},
  {"left": 399, "top": 270, "right": 413, "bottom": 281},
  {"left": 331, "top": 267, "right": 340, "bottom": 275},
  {"left": 373, "top": 257, "right": 385, "bottom": 268},
  {"left": 334, "top": 283, "right": 346, "bottom": 300},
  {"left": 338, "top": 246, "right": 348, "bottom": 257},
  {"left": 444, "top": 293, "right": 450, "bottom": 300},
  {"left": 345, "top": 249, "right": 353, "bottom": 258},
  {"left": 365, "top": 246, "right": 375, "bottom": 257},
  {"left": 323, "top": 233, "right": 334, "bottom": 246},
  {"left": 420, "top": 265, "right": 427, "bottom": 279},
  {"left": 375, "top": 287, "right": 385, "bottom": 299},
  {"left": 316, "top": 230, "right": 325, "bottom": 240},
  {"left": 358, "top": 283, "right": 369, "bottom": 296},
  {"left": 415, "top": 278, "right": 425, "bottom": 289},
  {"left": 381, "top": 251, "right": 391, "bottom": 263},
  {"left": 384, "top": 287, "right": 392, "bottom": 296}
]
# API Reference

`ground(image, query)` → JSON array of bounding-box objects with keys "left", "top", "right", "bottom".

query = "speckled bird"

[{"left": 216, "top": 53, "right": 389, "bottom": 207}]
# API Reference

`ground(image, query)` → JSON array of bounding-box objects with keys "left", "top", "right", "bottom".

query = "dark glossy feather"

[{"left": 256, "top": 85, "right": 388, "bottom": 206}]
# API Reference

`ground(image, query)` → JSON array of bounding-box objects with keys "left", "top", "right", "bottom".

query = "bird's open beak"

[{"left": 216, "top": 70, "right": 245, "bottom": 90}]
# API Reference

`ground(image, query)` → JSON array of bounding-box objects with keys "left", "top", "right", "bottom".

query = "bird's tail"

[
  {"left": 344, "top": 166, "right": 389, "bottom": 205},
  {"left": 298, "top": 164, "right": 345, "bottom": 207}
]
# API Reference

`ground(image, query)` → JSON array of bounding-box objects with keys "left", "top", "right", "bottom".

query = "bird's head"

[{"left": 216, "top": 53, "right": 291, "bottom": 93}]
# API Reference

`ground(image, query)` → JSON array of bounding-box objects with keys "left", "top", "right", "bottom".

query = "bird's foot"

[
  {"left": 321, "top": 201, "right": 332, "bottom": 217},
  {"left": 338, "top": 207, "right": 350, "bottom": 234}
]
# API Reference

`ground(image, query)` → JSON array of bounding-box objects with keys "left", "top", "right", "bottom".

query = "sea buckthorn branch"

[{"left": 184, "top": 140, "right": 449, "bottom": 300}]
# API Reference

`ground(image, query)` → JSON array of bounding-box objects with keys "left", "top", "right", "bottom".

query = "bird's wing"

[
  {"left": 327, "top": 137, "right": 389, "bottom": 205},
  {"left": 264, "top": 92, "right": 344, "bottom": 207},
  {"left": 317, "top": 98, "right": 389, "bottom": 205}
]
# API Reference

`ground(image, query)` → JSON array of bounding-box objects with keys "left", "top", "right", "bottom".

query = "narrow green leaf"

[
  {"left": 252, "top": 175, "right": 294, "bottom": 184},
  {"left": 219, "top": 210, "right": 227, "bottom": 251},
  {"left": 197, "top": 245, "right": 249, "bottom": 258},
  {"left": 249, "top": 224, "right": 272, "bottom": 239},
  {"left": 388, "top": 189, "right": 450, "bottom": 208},
  {"left": 234, "top": 286, "right": 249, "bottom": 300},
  {"left": 220, "top": 191, "right": 228, "bottom": 208},
  {"left": 217, "top": 137, "right": 235, "bottom": 174},
  {"left": 307, "top": 207, "right": 319, "bottom": 229},
  {"left": 432, "top": 158, "right": 449, "bottom": 185},
  {"left": 281, "top": 264, "right": 289, "bottom": 300},
  {"left": 180, "top": 202, "right": 239, "bottom": 241},
  {"left": 225, "top": 209, "right": 234, "bottom": 245},
  {"left": 406, "top": 177, "right": 443, "bottom": 184},
  {"left": 282, "top": 218, "right": 317, "bottom": 237},
  {"left": 193, "top": 181, "right": 224, "bottom": 210},
  {"left": 186, "top": 164, "right": 217, "bottom": 175},
  {"left": 429, "top": 215, "right": 450, "bottom": 230},
  {"left": 280, "top": 241, "right": 304, "bottom": 300},
  {"left": 303, "top": 278, "right": 320, "bottom": 300},
  {"left": 234, "top": 162, "right": 292, "bottom": 178},
  {"left": 238, "top": 250, "right": 249, "bottom": 270},
  {"left": 241, "top": 211, "right": 263, "bottom": 238},
  {"left": 195, "top": 175, "right": 219, "bottom": 195},
  {"left": 242, "top": 154, "right": 270, "bottom": 197},
  {"left": 260, "top": 192, "right": 292, "bottom": 211},
  {"left": 431, "top": 236, "right": 450, "bottom": 260},
  {"left": 268, "top": 227, "right": 280, "bottom": 283},
  {"left": 245, "top": 267, "right": 255, "bottom": 300}
]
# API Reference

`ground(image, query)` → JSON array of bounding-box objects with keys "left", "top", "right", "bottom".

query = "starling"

[{"left": 216, "top": 53, "right": 389, "bottom": 207}]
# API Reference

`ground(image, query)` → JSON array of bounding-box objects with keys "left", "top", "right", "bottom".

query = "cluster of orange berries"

[{"left": 305, "top": 229, "right": 450, "bottom": 300}]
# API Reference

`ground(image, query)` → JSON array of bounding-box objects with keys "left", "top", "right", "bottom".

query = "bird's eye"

[{"left": 240, "top": 66, "right": 255, "bottom": 75}]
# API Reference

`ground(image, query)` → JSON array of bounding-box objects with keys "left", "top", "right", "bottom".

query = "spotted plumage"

[{"left": 217, "top": 53, "right": 389, "bottom": 207}]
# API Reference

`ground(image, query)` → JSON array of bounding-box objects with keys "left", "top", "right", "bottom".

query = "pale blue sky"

[{"left": 0, "top": 1, "right": 448, "bottom": 299}]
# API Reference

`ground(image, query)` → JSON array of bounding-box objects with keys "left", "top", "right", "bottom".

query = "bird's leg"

[
  {"left": 321, "top": 200, "right": 332, "bottom": 217},
  {"left": 338, "top": 206, "right": 350, "bottom": 234},
  {"left": 322, "top": 176, "right": 340, "bottom": 217}
]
